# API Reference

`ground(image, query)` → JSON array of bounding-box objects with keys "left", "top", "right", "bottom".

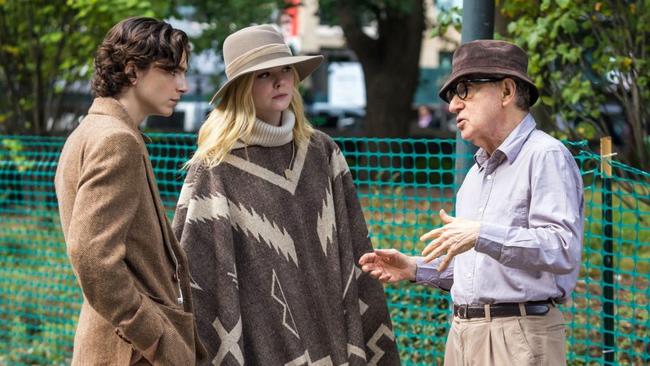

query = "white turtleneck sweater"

[{"left": 233, "top": 110, "right": 296, "bottom": 148}]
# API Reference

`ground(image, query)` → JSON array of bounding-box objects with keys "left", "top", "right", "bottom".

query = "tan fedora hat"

[
  {"left": 438, "top": 40, "right": 539, "bottom": 106},
  {"left": 209, "top": 24, "right": 323, "bottom": 104}
]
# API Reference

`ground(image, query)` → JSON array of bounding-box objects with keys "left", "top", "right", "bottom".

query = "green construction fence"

[{"left": 0, "top": 133, "right": 648, "bottom": 365}]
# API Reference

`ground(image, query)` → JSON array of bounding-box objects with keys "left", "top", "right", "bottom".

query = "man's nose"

[{"left": 448, "top": 95, "right": 463, "bottom": 113}]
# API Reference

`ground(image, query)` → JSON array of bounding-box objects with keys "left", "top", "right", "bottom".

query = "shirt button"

[{"left": 486, "top": 174, "right": 493, "bottom": 180}]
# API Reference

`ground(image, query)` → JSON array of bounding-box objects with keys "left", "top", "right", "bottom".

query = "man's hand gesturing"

[
  {"left": 420, "top": 209, "right": 480, "bottom": 272},
  {"left": 359, "top": 249, "right": 417, "bottom": 283}
]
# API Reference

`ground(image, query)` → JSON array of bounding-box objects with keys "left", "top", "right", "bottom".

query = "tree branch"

[
  {"left": 45, "top": 5, "right": 74, "bottom": 131},
  {"left": 336, "top": 1, "right": 378, "bottom": 64},
  {"left": 0, "top": 5, "right": 28, "bottom": 132}
]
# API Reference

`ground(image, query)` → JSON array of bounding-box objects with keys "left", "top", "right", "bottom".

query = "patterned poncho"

[{"left": 173, "top": 113, "right": 400, "bottom": 366}]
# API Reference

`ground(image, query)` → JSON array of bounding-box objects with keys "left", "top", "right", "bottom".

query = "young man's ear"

[{"left": 125, "top": 62, "right": 138, "bottom": 86}]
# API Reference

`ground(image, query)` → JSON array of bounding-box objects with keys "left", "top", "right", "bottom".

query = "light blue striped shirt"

[{"left": 416, "top": 114, "right": 584, "bottom": 305}]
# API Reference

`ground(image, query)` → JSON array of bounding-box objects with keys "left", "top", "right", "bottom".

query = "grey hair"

[{"left": 514, "top": 79, "right": 531, "bottom": 111}]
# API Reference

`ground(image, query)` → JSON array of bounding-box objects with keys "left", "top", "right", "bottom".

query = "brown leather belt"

[{"left": 453, "top": 300, "right": 552, "bottom": 319}]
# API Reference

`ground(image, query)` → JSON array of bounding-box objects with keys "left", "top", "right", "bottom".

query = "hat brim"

[
  {"left": 209, "top": 55, "right": 324, "bottom": 104},
  {"left": 438, "top": 66, "right": 539, "bottom": 107}
]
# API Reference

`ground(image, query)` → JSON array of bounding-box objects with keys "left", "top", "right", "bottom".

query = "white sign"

[{"left": 328, "top": 62, "right": 366, "bottom": 108}]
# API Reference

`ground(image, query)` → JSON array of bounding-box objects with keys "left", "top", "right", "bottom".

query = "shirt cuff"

[
  {"left": 414, "top": 257, "right": 441, "bottom": 284},
  {"left": 475, "top": 222, "right": 508, "bottom": 261}
]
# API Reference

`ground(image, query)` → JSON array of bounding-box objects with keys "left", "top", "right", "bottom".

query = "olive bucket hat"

[
  {"left": 209, "top": 24, "right": 323, "bottom": 104},
  {"left": 438, "top": 40, "right": 539, "bottom": 106}
]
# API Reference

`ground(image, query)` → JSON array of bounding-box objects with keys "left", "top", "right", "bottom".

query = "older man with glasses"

[{"left": 359, "top": 40, "right": 584, "bottom": 366}]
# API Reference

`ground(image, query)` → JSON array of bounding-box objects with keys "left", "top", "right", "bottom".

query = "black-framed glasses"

[{"left": 445, "top": 77, "right": 504, "bottom": 102}]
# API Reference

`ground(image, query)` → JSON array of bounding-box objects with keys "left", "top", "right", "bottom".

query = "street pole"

[
  {"left": 454, "top": 0, "right": 495, "bottom": 191},
  {"left": 600, "top": 137, "right": 615, "bottom": 365}
]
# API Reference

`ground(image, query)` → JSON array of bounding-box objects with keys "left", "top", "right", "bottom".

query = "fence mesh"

[{"left": 0, "top": 133, "right": 648, "bottom": 365}]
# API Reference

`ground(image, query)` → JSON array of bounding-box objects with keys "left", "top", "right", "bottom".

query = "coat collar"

[{"left": 87, "top": 97, "right": 151, "bottom": 143}]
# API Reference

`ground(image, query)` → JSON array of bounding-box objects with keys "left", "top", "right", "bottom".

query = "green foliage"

[
  {"left": 172, "top": 0, "right": 285, "bottom": 90},
  {"left": 0, "top": 217, "right": 80, "bottom": 365},
  {"left": 0, "top": 0, "right": 171, "bottom": 135},
  {"left": 178, "top": 0, "right": 285, "bottom": 52},
  {"left": 1, "top": 139, "right": 34, "bottom": 173},
  {"left": 317, "top": 0, "right": 422, "bottom": 27},
  {"left": 502, "top": 0, "right": 650, "bottom": 170},
  {"left": 431, "top": 5, "right": 462, "bottom": 41}
]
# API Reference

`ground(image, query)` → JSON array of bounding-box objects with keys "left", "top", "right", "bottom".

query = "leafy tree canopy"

[
  {"left": 0, "top": 0, "right": 171, "bottom": 134},
  {"left": 504, "top": 0, "right": 649, "bottom": 169},
  {"left": 433, "top": 1, "right": 648, "bottom": 169},
  {"left": 177, "top": 0, "right": 287, "bottom": 52}
]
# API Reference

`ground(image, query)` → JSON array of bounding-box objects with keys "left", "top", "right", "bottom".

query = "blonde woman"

[{"left": 172, "top": 25, "right": 400, "bottom": 365}]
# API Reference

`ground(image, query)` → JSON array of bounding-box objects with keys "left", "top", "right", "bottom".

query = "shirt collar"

[{"left": 474, "top": 113, "right": 536, "bottom": 168}]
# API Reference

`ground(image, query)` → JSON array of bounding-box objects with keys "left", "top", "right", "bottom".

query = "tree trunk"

[
  {"left": 338, "top": 0, "right": 425, "bottom": 137},
  {"left": 0, "top": 5, "right": 27, "bottom": 133},
  {"left": 494, "top": 1, "right": 509, "bottom": 38},
  {"left": 363, "top": 64, "right": 420, "bottom": 137}
]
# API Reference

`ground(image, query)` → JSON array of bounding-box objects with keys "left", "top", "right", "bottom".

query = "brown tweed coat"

[{"left": 55, "top": 97, "right": 206, "bottom": 365}]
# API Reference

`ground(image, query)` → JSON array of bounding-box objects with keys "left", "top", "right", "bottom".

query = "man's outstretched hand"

[
  {"left": 359, "top": 249, "right": 417, "bottom": 283},
  {"left": 420, "top": 209, "right": 480, "bottom": 272}
]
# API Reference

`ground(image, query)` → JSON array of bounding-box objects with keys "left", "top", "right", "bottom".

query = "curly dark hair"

[{"left": 91, "top": 17, "right": 190, "bottom": 97}]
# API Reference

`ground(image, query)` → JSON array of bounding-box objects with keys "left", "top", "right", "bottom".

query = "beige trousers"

[{"left": 443, "top": 306, "right": 566, "bottom": 366}]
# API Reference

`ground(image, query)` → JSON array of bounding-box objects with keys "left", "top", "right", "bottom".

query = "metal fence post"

[
  {"left": 453, "top": 0, "right": 495, "bottom": 193},
  {"left": 600, "top": 136, "right": 615, "bottom": 365}
]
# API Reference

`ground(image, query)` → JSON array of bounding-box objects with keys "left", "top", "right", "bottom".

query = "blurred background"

[
  {"left": 0, "top": 1, "right": 648, "bottom": 365},
  {"left": 0, "top": 0, "right": 646, "bottom": 169}
]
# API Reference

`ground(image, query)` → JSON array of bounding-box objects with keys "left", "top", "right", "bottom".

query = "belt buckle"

[{"left": 457, "top": 304, "right": 468, "bottom": 319}]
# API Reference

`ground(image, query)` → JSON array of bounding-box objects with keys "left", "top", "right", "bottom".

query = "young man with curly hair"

[{"left": 55, "top": 17, "right": 206, "bottom": 365}]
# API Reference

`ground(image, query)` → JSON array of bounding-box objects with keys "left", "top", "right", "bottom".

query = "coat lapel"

[
  {"left": 140, "top": 144, "right": 194, "bottom": 311},
  {"left": 141, "top": 149, "right": 178, "bottom": 267}
]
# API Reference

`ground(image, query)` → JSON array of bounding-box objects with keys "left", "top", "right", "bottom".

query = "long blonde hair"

[{"left": 187, "top": 68, "right": 313, "bottom": 168}]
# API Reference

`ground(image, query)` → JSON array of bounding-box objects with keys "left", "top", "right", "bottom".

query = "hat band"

[{"left": 225, "top": 44, "right": 292, "bottom": 78}]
